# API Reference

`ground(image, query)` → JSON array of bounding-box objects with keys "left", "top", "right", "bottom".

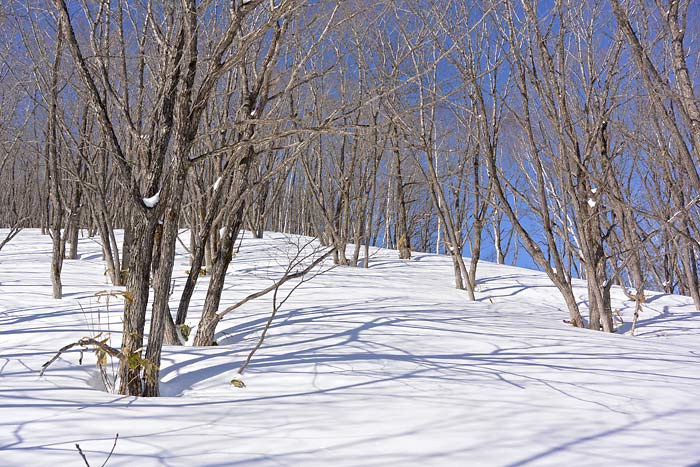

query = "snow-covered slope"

[{"left": 1, "top": 230, "right": 699, "bottom": 466}]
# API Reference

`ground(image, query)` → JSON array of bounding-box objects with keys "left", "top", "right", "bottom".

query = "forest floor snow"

[{"left": 1, "top": 229, "right": 700, "bottom": 466}]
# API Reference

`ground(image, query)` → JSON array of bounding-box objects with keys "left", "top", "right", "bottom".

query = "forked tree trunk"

[{"left": 333, "top": 242, "right": 349, "bottom": 266}]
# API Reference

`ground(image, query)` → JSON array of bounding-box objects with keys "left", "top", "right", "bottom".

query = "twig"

[
  {"left": 76, "top": 443, "right": 90, "bottom": 467},
  {"left": 238, "top": 247, "right": 334, "bottom": 374},
  {"left": 74, "top": 433, "right": 119, "bottom": 467},
  {"left": 100, "top": 433, "right": 119, "bottom": 467},
  {"left": 40, "top": 338, "right": 124, "bottom": 377},
  {"left": 217, "top": 246, "right": 335, "bottom": 320},
  {"left": 175, "top": 230, "right": 191, "bottom": 255},
  {"left": 0, "top": 218, "right": 28, "bottom": 251}
]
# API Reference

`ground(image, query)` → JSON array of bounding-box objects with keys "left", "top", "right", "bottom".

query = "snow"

[
  {"left": 587, "top": 198, "right": 597, "bottom": 208},
  {"left": 142, "top": 191, "right": 160, "bottom": 208},
  {"left": 2, "top": 229, "right": 700, "bottom": 466}
]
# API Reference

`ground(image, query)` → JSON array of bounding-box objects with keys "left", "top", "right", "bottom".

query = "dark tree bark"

[{"left": 47, "top": 19, "right": 64, "bottom": 299}]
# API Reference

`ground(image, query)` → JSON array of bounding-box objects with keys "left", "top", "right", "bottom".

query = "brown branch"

[
  {"left": 40, "top": 338, "right": 124, "bottom": 377},
  {"left": 217, "top": 246, "right": 335, "bottom": 320},
  {"left": 0, "top": 218, "right": 28, "bottom": 252}
]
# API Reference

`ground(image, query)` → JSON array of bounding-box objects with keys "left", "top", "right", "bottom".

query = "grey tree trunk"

[
  {"left": 143, "top": 161, "right": 190, "bottom": 396},
  {"left": 65, "top": 195, "right": 81, "bottom": 261},
  {"left": 192, "top": 212, "right": 243, "bottom": 346},
  {"left": 48, "top": 21, "right": 64, "bottom": 299},
  {"left": 680, "top": 242, "right": 700, "bottom": 311},
  {"left": 117, "top": 215, "right": 157, "bottom": 395},
  {"left": 393, "top": 128, "right": 411, "bottom": 260},
  {"left": 93, "top": 209, "right": 121, "bottom": 286}
]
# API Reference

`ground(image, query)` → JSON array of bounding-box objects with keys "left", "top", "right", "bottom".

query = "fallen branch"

[{"left": 40, "top": 337, "right": 124, "bottom": 377}]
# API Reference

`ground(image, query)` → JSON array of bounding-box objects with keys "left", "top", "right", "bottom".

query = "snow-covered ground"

[{"left": 1, "top": 229, "right": 699, "bottom": 466}]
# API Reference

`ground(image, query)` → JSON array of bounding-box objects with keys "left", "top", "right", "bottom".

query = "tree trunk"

[
  {"left": 117, "top": 214, "right": 157, "bottom": 396},
  {"left": 680, "top": 242, "right": 700, "bottom": 310},
  {"left": 48, "top": 26, "right": 64, "bottom": 300},
  {"left": 94, "top": 208, "right": 121, "bottom": 286},
  {"left": 143, "top": 164, "right": 189, "bottom": 397},
  {"left": 192, "top": 212, "right": 243, "bottom": 346},
  {"left": 393, "top": 128, "right": 411, "bottom": 260}
]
